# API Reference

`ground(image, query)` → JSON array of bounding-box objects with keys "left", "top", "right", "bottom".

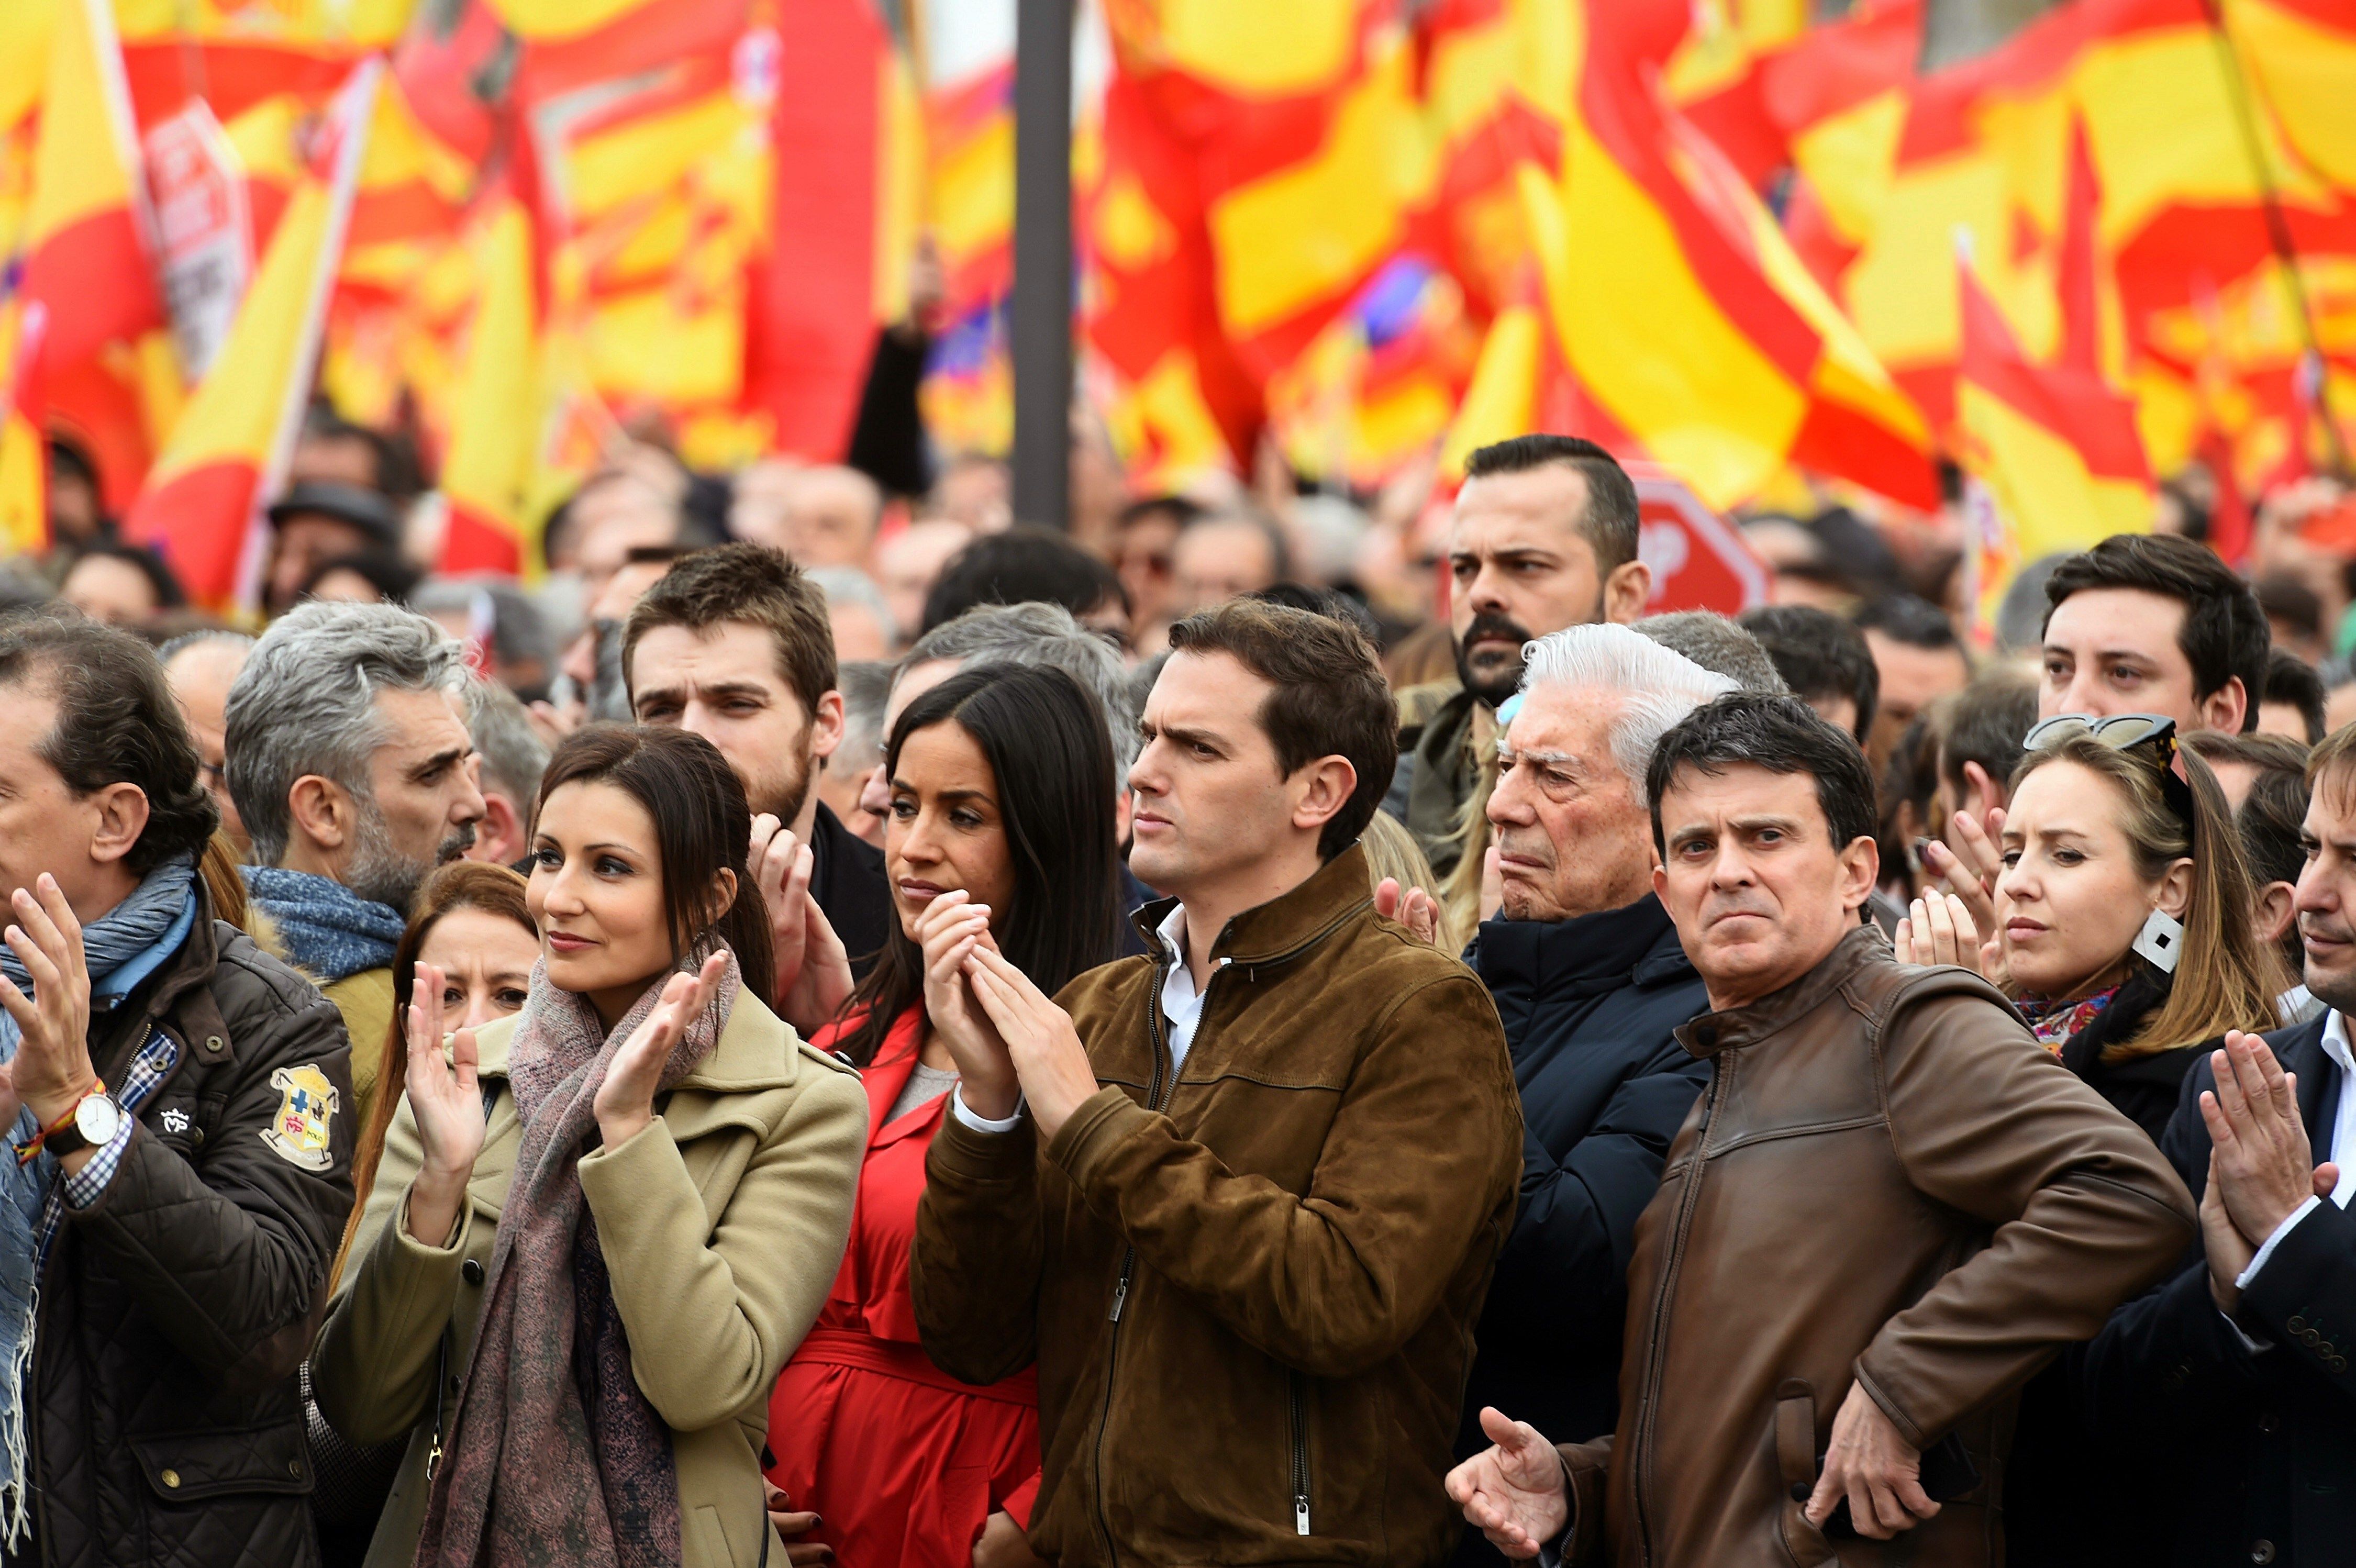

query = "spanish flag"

[
  {"left": 438, "top": 193, "right": 537, "bottom": 575},
  {"left": 124, "top": 62, "right": 382, "bottom": 612}
]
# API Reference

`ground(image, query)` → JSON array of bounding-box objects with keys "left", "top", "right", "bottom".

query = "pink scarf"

[{"left": 416, "top": 947, "right": 741, "bottom": 1568}]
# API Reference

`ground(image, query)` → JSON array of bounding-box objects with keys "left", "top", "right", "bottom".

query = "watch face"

[{"left": 74, "top": 1095, "right": 120, "bottom": 1145}]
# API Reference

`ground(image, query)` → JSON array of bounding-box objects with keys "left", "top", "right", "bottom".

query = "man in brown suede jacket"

[
  {"left": 1451, "top": 693, "right": 2194, "bottom": 1566},
  {"left": 912, "top": 599, "right": 1522, "bottom": 1566}
]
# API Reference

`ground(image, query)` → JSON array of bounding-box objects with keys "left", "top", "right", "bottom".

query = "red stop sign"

[{"left": 1627, "top": 462, "right": 1769, "bottom": 614}]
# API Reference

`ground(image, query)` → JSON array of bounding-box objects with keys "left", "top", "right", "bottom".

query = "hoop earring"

[{"left": 2132, "top": 907, "right": 2184, "bottom": 974}]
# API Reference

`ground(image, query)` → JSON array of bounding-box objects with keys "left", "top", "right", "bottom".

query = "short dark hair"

[
  {"left": 2264, "top": 648, "right": 2327, "bottom": 744},
  {"left": 1462, "top": 434, "right": 1640, "bottom": 573},
  {"left": 2256, "top": 573, "right": 2323, "bottom": 646},
  {"left": 532, "top": 724, "right": 774, "bottom": 1010},
  {"left": 1938, "top": 675, "right": 2039, "bottom": 804},
  {"left": 300, "top": 548, "right": 422, "bottom": 606},
  {"left": 1646, "top": 692, "right": 1879, "bottom": 859},
  {"left": 1116, "top": 494, "right": 1206, "bottom": 533},
  {"left": 2043, "top": 533, "right": 2269, "bottom": 730},
  {"left": 621, "top": 541, "right": 835, "bottom": 717},
  {"left": 1166, "top": 599, "right": 1396, "bottom": 859},
  {"left": 1244, "top": 583, "right": 1382, "bottom": 644},
  {"left": 2184, "top": 731, "right": 2311, "bottom": 891},
  {"left": 1739, "top": 605, "right": 1879, "bottom": 741},
  {"left": 65, "top": 542, "right": 184, "bottom": 611},
  {"left": 920, "top": 525, "right": 1129, "bottom": 636},
  {"left": 1852, "top": 592, "right": 1964, "bottom": 655},
  {"left": 0, "top": 613, "right": 217, "bottom": 873}
]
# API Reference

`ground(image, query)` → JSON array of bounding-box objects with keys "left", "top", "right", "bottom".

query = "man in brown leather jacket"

[
  {"left": 1451, "top": 692, "right": 2194, "bottom": 1566},
  {"left": 913, "top": 600, "right": 1522, "bottom": 1565}
]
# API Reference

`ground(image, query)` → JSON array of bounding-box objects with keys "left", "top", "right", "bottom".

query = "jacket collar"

[
  {"left": 113, "top": 883, "right": 232, "bottom": 1077},
  {"left": 1676, "top": 921, "right": 1886, "bottom": 1059},
  {"left": 1471, "top": 893, "right": 1690, "bottom": 996},
  {"left": 1128, "top": 842, "right": 1374, "bottom": 973}
]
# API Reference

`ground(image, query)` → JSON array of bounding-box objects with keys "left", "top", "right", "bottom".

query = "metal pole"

[{"left": 1011, "top": 0, "right": 1074, "bottom": 529}]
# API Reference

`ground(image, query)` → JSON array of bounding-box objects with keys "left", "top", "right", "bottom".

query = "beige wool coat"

[{"left": 310, "top": 988, "right": 866, "bottom": 1568}]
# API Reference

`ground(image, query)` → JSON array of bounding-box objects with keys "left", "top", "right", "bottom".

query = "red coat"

[{"left": 766, "top": 1007, "right": 1040, "bottom": 1566}]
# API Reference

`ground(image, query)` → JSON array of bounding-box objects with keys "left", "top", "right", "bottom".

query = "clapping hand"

[
  {"left": 2199, "top": 1031, "right": 2340, "bottom": 1311},
  {"left": 404, "top": 962, "right": 487, "bottom": 1247},
  {"left": 914, "top": 892, "right": 1018, "bottom": 1118},
  {"left": 962, "top": 947, "right": 1099, "bottom": 1142},
  {"left": 1373, "top": 878, "right": 1442, "bottom": 947},
  {"left": 593, "top": 952, "right": 730, "bottom": 1148},
  {"left": 750, "top": 815, "right": 854, "bottom": 1034},
  {"left": 0, "top": 880, "right": 94, "bottom": 1153},
  {"left": 1920, "top": 805, "right": 2005, "bottom": 940},
  {"left": 1444, "top": 1408, "right": 1570, "bottom": 1560},
  {"left": 1892, "top": 891, "right": 1998, "bottom": 980}
]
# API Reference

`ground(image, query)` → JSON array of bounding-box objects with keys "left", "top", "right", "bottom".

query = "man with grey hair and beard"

[
  {"left": 1449, "top": 623, "right": 1734, "bottom": 1566},
  {"left": 226, "top": 599, "right": 483, "bottom": 1128}
]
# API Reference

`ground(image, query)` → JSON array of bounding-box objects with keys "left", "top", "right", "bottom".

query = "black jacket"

[
  {"left": 2062, "top": 1010, "right": 2354, "bottom": 1568},
  {"left": 2056, "top": 969, "right": 2210, "bottom": 1143},
  {"left": 1451, "top": 895, "right": 1710, "bottom": 1565},
  {"left": 18, "top": 894, "right": 355, "bottom": 1568},
  {"left": 808, "top": 800, "right": 891, "bottom": 978}
]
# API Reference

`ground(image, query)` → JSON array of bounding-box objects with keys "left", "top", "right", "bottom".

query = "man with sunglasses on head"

[
  {"left": 1450, "top": 693, "right": 2192, "bottom": 1567},
  {"left": 1925, "top": 532, "right": 2270, "bottom": 941},
  {"left": 2074, "top": 720, "right": 2356, "bottom": 1568}
]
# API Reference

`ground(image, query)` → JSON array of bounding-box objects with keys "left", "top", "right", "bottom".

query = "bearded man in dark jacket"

[
  {"left": 1449, "top": 626, "right": 1732, "bottom": 1565},
  {"left": 0, "top": 615, "right": 353, "bottom": 1568}
]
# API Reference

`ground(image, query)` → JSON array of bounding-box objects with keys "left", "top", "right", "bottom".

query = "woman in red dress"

[{"left": 766, "top": 664, "right": 1126, "bottom": 1567}]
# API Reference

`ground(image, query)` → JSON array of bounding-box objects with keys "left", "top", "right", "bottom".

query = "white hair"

[{"left": 1514, "top": 623, "right": 1738, "bottom": 804}]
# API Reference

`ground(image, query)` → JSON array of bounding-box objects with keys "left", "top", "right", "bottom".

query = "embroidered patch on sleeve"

[{"left": 261, "top": 1064, "right": 339, "bottom": 1171}]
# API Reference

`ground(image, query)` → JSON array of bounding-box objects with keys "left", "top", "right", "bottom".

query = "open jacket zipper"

[{"left": 1090, "top": 903, "right": 1364, "bottom": 1560}]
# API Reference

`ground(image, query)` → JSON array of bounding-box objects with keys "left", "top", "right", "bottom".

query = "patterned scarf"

[
  {"left": 0, "top": 853, "right": 198, "bottom": 1549},
  {"left": 240, "top": 867, "right": 405, "bottom": 985},
  {"left": 415, "top": 945, "right": 742, "bottom": 1568},
  {"left": 2016, "top": 982, "right": 2125, "bottom": 1054}
]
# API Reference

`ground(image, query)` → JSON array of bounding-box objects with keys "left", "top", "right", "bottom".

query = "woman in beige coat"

[{"left": 312, "top": 725, "right": 864, "bottom": 1568}]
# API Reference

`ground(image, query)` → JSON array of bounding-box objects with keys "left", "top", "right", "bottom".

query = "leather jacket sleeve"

[
  {"left": 1854, "top": 991, "right": 2196, "bottom": 1448},
  {"left": 1043, "top": 971, "right": 1520, "bottom": 1380},
  {"left": 69, "top": 983, "right": 355, "bottom": 1396}
]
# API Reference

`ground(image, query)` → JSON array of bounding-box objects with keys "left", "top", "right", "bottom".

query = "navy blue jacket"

[
  {"left": 1451, "top": 894, "right": 1710, "bottom": 1563},
  {"left": 2070, "top": 1009, "right": 2355, "bottom": 1568}
]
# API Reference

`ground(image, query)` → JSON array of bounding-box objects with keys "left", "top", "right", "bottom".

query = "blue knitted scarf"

[{"left": 241, "top": 866, "right": 405, "bottom": 985}]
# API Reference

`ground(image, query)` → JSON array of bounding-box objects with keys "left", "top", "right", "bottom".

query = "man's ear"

[
  {"left": 1289, "top": 754, "right": 1360, "bottom": 836},
  {"left": 86, "top": 783, "right": 151, "bottom": 868},
  {"left": 808, "top": 690, "right": 848, "bottom": 763},
  {"left": 2203, "top": 676, "right": 2250, "bottom": 737},
  {"left": 286, "top": 774, "right": 354, "bottom": 857},
  {"left": 469, "top": 793, "right": 526, "bottom": 865},
  {"left": 1602, "top": 558, "right": 1652, "bottom": 625},
  {"left": 1962, "top": 759, "right": 2004, "bottom": 817},
  {"left": 1838, "top": 834, "right": 1881, "bottom": 913},
  {"left": 2254, "top": 878, "right": 2297, "bottom": 946}
]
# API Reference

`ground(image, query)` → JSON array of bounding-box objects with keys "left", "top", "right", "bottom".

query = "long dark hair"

[
  {"left": 329, "top": 860, "right": 534, "bottom": 1292},
  {"left": 532, "top": 724, "right": 776, "bottom": 1012},
  {"left": 834, "top": 664, "right": 1125, "bottom": 1066}
]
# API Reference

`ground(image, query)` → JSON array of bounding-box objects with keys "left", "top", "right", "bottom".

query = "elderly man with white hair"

[{"left": 1443, "top": 624, "right": 1736, "bottom": 1567}]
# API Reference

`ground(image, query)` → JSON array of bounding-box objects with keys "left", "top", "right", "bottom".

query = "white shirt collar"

[{"left": 2323, "top": 1008, "right": 2353, "bottom": 1077}]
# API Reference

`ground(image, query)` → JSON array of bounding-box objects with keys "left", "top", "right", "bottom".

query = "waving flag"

[
  {"left": 438, "top": 193, "right": 538, "bottom": 574},
  {"left": 126, "top": 62, "right": 382, "bottom": 611}
]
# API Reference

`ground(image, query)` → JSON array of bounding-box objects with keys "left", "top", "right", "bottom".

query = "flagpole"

[
  {"left": 2195, "top": 0, "right": 2351, "bottom": 476},
  {"left": 1012, "top": 0, "right": 1074, "bottom": 530}
]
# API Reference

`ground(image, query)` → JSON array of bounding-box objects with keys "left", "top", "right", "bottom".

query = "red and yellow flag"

[
  {"left": 438, "top": 193, "right": 538, "bottom": 574},
  {"left": 125, "top": 62, "right": 382, "bottom": 611}
]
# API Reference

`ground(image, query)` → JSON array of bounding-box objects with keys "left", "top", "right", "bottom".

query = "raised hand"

[
  {"left": 0, "top": 877, "right": 96, "bottom": 1142},
  {"left": 2201, "top": 1031, "right": 2321, "bottom": 1248},
  {"left": 913, "top": 892, "right": 1017, "bottom": 1118},
  {"left": 2201, "top": 1150, "right": 2258, "bottom": 1314},
  {"left": 403, "top": 962, "right": 487, "bottom": 1248},
  {"left": 1920, "top": 806, "right": 2005, "bottom": 939},
  {"left": 963, "top": 947, "right": 1099, "bottom": 1141},
  {"left": 593, "top": 952, "right": 730, "bottom": 1148},
  {"left": 1443, "top": 1407, "right": 1570, "bottom": 1560},
  {"left": 750, "top": 814, "right": 854, "bottom": 1033},
  {"left": 1892, "top": 891, "right": 1984, "bottom": 975},
  {"left": 1806, "top": 1382, "right": 1937, "bottom": 1540},
  {"left": 1373, "top": 878, "right": 1443, "bottom": 947}
]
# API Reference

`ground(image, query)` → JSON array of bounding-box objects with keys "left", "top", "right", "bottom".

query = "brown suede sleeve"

[
  {"left": 1856, "top": 991, "right": 2196, "bottom": 1448},
  {"left": 1043, "top": 971, "right": 1519, "bottom": 1379},
  {"left": 910, "top": 1104, "right": 1046, "bottom": 1386}
]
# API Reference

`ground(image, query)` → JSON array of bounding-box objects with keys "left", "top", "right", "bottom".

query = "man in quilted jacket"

[{"left": 0, "top": 614, "right": 353, "bottom": 1568}]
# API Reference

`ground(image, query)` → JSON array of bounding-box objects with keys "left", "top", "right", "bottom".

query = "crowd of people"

[{"left": 3, "top": 414, "right": 2354, "bottom": 1568}]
